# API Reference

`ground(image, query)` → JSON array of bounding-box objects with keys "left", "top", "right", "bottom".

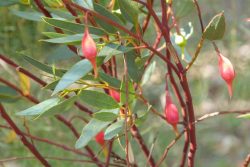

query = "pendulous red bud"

[
  {"left": 82, "top": 28, "right": 98, "bottom": 78},
  {"left": 109, "top": 89, "right": 120, "bottom": 103},
  {"left": 95, "top": 131, "right": 105, "bottom": 146},
  {"left": 218, "top": 53, "right": 235, "bottom": 98},
  {"left": 165, "top": 92, "right": 179, "bottom": 135}
]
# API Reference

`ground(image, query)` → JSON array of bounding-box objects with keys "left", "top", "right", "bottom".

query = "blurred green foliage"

[{"left": 0, "top": 0, "right": 250, "bottom": 167}]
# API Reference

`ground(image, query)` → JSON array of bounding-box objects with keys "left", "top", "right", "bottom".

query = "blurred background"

[{"left": 0, "top": 0, "right": 249, "bottom": 167}]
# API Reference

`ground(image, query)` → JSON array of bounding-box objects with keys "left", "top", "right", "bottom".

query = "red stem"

[
  {"left": 130, "top": 125, "right": 155, "bottom": 167},
  {"left": 0, "top": 104, "right": 51, "bottom": 167},
  {"left": 243, "top": 154, "right": 250, "bottom": 167},
  {"left": 62, "top": 0, "right": 81, "bottom": 23},
  {"left": 0, "top": 77, "right": 104, "bottom": 167},
  {"left": 0, "top": 54, "right": 92, "bottom": 115}
]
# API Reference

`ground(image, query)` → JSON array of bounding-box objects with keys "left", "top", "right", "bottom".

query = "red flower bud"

[
  {"left": 218, "top": 53, "right": 235, "bottom": 98},
  {"left": 165, "top": 92, "right": 179, "bottom": 135},
  {"left": 95, "top": 131, "right": 105, "bottom": 146},
  {"left": 82, "top": 28, "right": 98, "bottom": 78},
  {"left": 109, "top": 89, "right": 120, "bottom": 102}
]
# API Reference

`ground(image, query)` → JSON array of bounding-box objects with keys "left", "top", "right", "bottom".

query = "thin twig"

[
  {"left": 242, "top": 154, "right": 250, "bottom": 167},
  {"left": 0, "top": 54, "right": 92, "bottom": 115},
  {"left": 0, "top": 104, "right": 51, "bottom": 167},
  {"left": 130, "top": 125, "right": 155, "bottom": 167}
]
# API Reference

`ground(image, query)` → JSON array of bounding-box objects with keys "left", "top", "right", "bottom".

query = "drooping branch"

[
  {"left": 0, "top": 77, "right": 104, "bottom": 167},
  {"left": 130, "top": 125, "right": 155, "bottom": 167},
  {"left": 0, "top": 104, "right": 51, "bottom": 167},
  {"left": 0, "top": 54, "right": 92, "bottom": 115},
  {"left": 242, "top": 154, "right": 250, "bottom": 167}
]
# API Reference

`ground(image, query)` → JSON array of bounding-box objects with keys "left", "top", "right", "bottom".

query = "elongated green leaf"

[
  {"left": 126, "top": 51, "right": 143, "bottom": 83},
  {"left": 203, "top": 12, "right": 225, "bottom": 40},
  {"left": 117, "top": 0, "right": 140, "bottom": 23},
  {"left": 104, "top": 119, "right": 124, "bottom": 140},
  {"left": 141, "top": 61, "right": 156, "bottom": 86},
  {"left": 73, "top": 0, "right": 93, "bottom": 10},
  {"left": 175, "top": 0, "right": 194, "bottom": 18},
  {"left": 41, "top": 33, "right": 99, "bottom": 44},
  {"left": 47, "top": 8, "right": 75, "bottom": 20},
  {"left": 93, "top": 3, "right": 123, "bottom": 33},
  {"left": 120, "top": 78, "right": 135, "bottom": 105},
  {"left": 42, "top": 17, "right": 106, "bottom": 36},
  {"left": 99, "top": 71, "right": 121, "bottom": 89},
  {"left": 94, "top": 109, "right": 119, "bottom": 122},
  {"left": 16, "top": 98, "right": 60, "bottom": 116},
  {"left": 98, "top": 43, "right": 133, "bottom": 62},
  {"left": 237, "top": 113, "right": 250, "bottom": 119},
  {"left": 52, "top": 59, "right": 92, "bottom": 95},
  {"left": 46, "top": 46, "right": 77, "bottom": 64},
  {"left": 22, "top": 55, "right": 66, "bottom": 76},
  {"left": 79, "top": 90, "right": 120, "bottom": 109},
  {"left": 75, "top": 119, "right": 110, "bottom": 149},
  {"left": 0, "top": 0, "right": 19, "bottom": 6},
  {"left": 43, "top": 96, "right": 77, "bottom": 116},
  {"left": 0, "top": 85, "right": 19, "bottom": 103},
  {"left": 43, "top": 32, "right": 68, "bottom": 38},
  {"left": 11, "top": 10, "right": 43, "bottom": 21}
]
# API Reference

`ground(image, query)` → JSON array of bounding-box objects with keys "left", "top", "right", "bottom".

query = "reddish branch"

[
  {"left": 62, "top": 0, "right": 81, "bottom": 23},
  {"left": 0, "top": 104, "right": 51, "bottom": 167},
  {"left": 0, "top": 156, "right": 123, "bottom": 167},
  {"left": 156, "top": 130, "right": 185, "bottom": 167},
  {"left": 243, "top": 154, "right": 250, "bottom": 167},
  {"left": 65, "top": 1, "right": 180, "bottom": 75},
  {"left": 130, "top": 125, "right": 155, "bottom": 167},
  {"left": 0, "top": 54, "right": 92, "bottom": 115},
  {"left": 0, "top": 124, "right": 89, "bottom": 157},
  {"left": 0, "top": 77, "right": 104, "bottom": 167}
]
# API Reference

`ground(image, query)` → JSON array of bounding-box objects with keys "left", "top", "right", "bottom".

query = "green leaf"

[
  {"left": 98, "top": 43, "right": 133, "bottom": 62},
  {"left": 0, "top": 0, "right": 19, "bottom": 6},
  {"left": 0, "top": 85, "right": 19, "bottom": 103},
  {"left": 73, "top": 0, "right": 93, "bottom": 10},
  {"left": 75, "top": 119, "right": 110, "bottom": 149},
  {"left": 237, "top": 113, "right": 250, "bottom": 119},
  {"left": 42, "top": 32, "right": 68, "bottom": 38},
  {"left": 11, "top": 10, "right": 43, "bottom": 21},
  {"left": 203, "top": 12, "right": 226, "bottom": 40},
  {"left": 47, "top": 8, "right": 75, "bottom": 20},
  {"left": 93, "top": 3, "right": 124, "bottom": 33},
  {"left": 46, "top": 46, "right": 77, "bottom": 64},
  {"left": 126, "top": 51, "right": 143, "bottom": 83},
  {"left": 94, "top": 109, "right": 119, "bottom": 122},
  {"left": 141, "top": 61, "right": 156, "bottom": 86},
  {"left": 42, "top": 96, "right": 77, "bottom": 117},
  {"left": 104, "top": 119, "right": 124, "bottom": 140},
  {"left": 79, "top": 90, "right": 120, "bottom": 109},
  {"left": 22, "top": 55, "right": 66, "bottom": 77},
  {"left": 16, "top": 98, "right": 60, "bottom": 116},
  {"left": 41, "top": 33, "right": 99, "bottom": 44},
  {"left": 117, "top": 0, "right": 140, "bottom": 23},
  {"left": 42, "top": 17, "right": 106, "bottom": 36},
  {"left": 52, "top": 59, "right": 92, "bottom": 95},
  {"left": 43, "top": 80, "right": 59, "bottom": 90},
  {"left": 175, "top": 0, "right": 194, "bottom": 18},
  {"left": 135, "top": 106, "right": 151, "bottom": 126},
  {"left": 120, "top": 78, "right": 135, "bottom": 105},
  {"left": 99, "top": 71, "right": 121, "bottom": 89}
]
